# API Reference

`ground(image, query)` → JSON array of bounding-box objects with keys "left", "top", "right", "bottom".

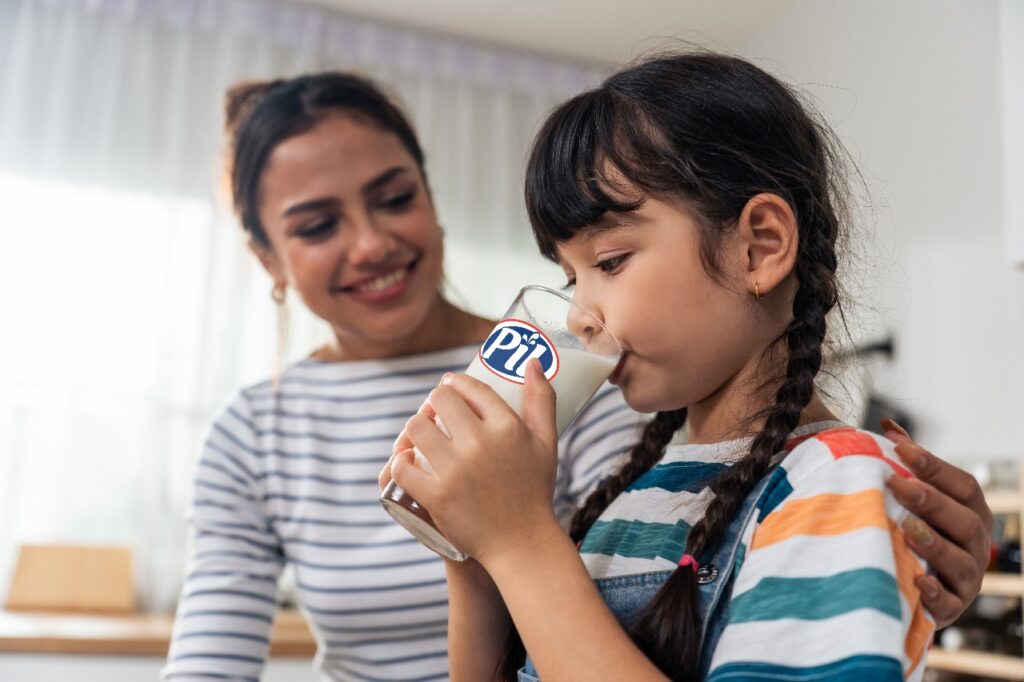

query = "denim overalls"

[{"left": 517, "top": 473, "right": 774, "bottom": 681}]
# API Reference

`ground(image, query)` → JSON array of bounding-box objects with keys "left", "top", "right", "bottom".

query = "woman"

[{"left": 163, "top": 71, "right": 992, "bottom": 682}]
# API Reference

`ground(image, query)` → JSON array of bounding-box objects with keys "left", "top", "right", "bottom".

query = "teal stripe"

[
  {"left": 580, "top": 518, "right": 691, "bottom": 562},
  {"left": 628, "top": 461, "right": 729, "bottom": 493},
  {"left": 732, "top": 542, "right": 747, "bottom": 574},
  {"left": 729, "top": 568, "right": 901, "bottom": 624},
  {"left": 756, "top": 467, "right": 793, "bottom": 522},
  {"left": 707, "top": 654, "right": 902, "bottom": 681}
]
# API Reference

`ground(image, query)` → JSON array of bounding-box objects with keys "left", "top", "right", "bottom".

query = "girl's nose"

[
  {"left": 563, "top": 287, "right": 620, "bottom": 357},
  {"left": 565, "top": 302, "right": 598, "bottom": 344}
]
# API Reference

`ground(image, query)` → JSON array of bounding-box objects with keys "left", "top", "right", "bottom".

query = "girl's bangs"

[{"left": 526, "top": 91, "right": 653, "bottom": 261}]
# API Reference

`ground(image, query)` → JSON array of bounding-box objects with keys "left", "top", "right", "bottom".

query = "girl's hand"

[
  {"left": 881, "top": 418, "right": 994, "bottom": 629},
  {"left": 390, "top": 360, "right": 564, "bottom": 566},
  {"left": 378, "top": 398, "right": 436, "bottom": 491}
]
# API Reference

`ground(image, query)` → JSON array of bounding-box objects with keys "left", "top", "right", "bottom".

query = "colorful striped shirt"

[
  {"left": 162, "top": 343, "right": 645, "bottom": 682},
  {"left": 580, "top": 422, "right": 934, "bottom": 681}
]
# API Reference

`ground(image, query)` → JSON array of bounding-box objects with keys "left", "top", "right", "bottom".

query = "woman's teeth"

[{"left": 355, "top": 268, "right": 406, "bottom": 292}]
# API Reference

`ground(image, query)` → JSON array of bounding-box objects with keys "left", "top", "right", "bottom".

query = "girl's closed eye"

[{"left": 595, "top": 252, "right": 631, "bottom": 274}]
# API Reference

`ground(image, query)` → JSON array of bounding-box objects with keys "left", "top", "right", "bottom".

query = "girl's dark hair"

[
  {"left": 223, "top": 72, "right": 427, "bottom": 248},
  {"left": 502, "top": 51, "right": 846, "bottom": 680}
]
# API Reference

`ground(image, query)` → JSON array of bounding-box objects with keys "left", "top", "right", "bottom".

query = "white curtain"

[{"left": 0, "top": 0, "right": 603, "bottom": 611}]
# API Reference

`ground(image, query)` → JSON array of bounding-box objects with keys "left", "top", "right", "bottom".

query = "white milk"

[
  {"left": 410, "top": 347, "right": 616, "bottom": 474},
  {"left": 464, "top": 346, "right": 618, "bottom": 436}
]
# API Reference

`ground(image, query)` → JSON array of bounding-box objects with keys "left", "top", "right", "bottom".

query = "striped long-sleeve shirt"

[
  {"left": 580, "top": 422, "right": 934, "bottom": 681},
  {"left": 163, "top": 343, "right": 644, "bottom": 682}
]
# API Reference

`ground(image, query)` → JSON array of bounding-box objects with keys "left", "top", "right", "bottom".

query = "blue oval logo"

[{"left": 479, "top": 320, "right": 559, "bottom": 385}]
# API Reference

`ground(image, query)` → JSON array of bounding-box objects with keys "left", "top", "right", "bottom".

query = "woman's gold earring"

[
  {"left": 271, "top": 284, "right": 289, "bottom": 388},
  {"left": 271, "top": 284, "right": 286, "bottom": 304},
  {"left": 753, "top": 282, "right": 765, "bottom": 300}
]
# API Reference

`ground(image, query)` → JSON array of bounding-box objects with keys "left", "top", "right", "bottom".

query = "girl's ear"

[
  {"left": 247, "top": 239, "right": 288, "bottom": 289},
  {"left": 737, "top": 193, "right": 799, "bottom": 296}
]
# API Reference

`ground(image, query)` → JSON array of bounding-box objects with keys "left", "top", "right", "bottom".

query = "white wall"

[{"left": 741, "top": 0, "right": 1024, "bottom": 461}]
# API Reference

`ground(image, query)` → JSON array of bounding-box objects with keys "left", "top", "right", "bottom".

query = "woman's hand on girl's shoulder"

[
  {"left": 391, "top": 360, "right": 564, "bottom": 566},
  {"left": 880, "top": 418, "right": 993, "bottom": 629}
]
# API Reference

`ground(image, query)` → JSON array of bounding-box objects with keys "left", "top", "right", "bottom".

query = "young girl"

[{"left": 388, "top": 52, "right": 937, "bottom": 680}]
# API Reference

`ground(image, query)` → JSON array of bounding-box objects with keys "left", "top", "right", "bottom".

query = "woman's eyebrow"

[
  {"left": 362, "top": 166, "right": 410, "bottom": 195},
  {"left": 279, "top": 167, "right": 411, "bottom": 218},
  {"left": 281, "top": 197, "right": 337, "bottom": 218}
]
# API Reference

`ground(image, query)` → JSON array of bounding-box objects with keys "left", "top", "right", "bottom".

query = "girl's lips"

[
  {"left": 339, "top": 259, "right": 418, "bottom": 303},
  {"left": 609, "top": 352, "right": 629, "bottom": 385}
]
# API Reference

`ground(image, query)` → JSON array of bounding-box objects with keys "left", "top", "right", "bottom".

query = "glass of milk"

[{"left": 379, "top": 285, "right": 622, "bottom": 561}]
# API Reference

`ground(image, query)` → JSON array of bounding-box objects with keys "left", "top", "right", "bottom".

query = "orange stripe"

[
  {"left": 888, "top": 520, "right": 934, "bottom": 675},
  {"left": 751, "top": 489, "right": 889, "bottom": 551},
  {"left": 782, "top": 426, "right": 853, "bottom": 451},
  {"left": 816, "top": 429, "right": 913, "bottom": 479}
]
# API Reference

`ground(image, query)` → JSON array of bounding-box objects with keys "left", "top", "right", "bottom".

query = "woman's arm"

[{"left": 162, "top": 397, "right": 284, "bottom": 680}]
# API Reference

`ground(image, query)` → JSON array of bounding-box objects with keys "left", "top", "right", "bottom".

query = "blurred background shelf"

[
  {"left": 926, "top": 463, "right": 1024, "bottom": 680},
  {"left": 927, "top": 648, "right": 1024, "bottom": 680},
  {"left": 982, "top": 573, "right": 1024, "bottom": 598},
  {"left": 0, "top": 608, "right": 314, "bottom": 657},
  {"left": 987, "top": 490, "right": 1023, "bottom": 515}
]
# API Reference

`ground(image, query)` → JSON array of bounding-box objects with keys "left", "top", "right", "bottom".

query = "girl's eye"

[
  {"left": 297, "top": 218, "right": 336, "bottom": 239},
  {"left": 561, "top": 279, "right": 576, "bottom": 292},
  {"left": 379, "top": 191, "right": 415, "bottom": 211},
  {"left": 595, "top": 253, "right": 630, "bottom": 274}
]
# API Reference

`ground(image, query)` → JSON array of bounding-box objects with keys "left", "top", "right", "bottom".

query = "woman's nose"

[{"left": 347, "top": 215, "right": 397, "bottom": 264}]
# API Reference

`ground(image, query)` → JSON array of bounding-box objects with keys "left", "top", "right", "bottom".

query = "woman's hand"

[
  {"left": 390, "top": 360, "right": 564, "bottom": 566},
  {"left": 881, "top": 418, "right": 994, "bottom": 629}
]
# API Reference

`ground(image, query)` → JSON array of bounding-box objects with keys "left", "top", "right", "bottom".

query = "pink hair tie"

[{"left": 678, "top": 554, "right": 700, "bottom": 571}]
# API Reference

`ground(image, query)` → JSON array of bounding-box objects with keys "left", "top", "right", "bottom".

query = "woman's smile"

[{"left": 337, "top": 257, "right": 420, "bottom": 303}]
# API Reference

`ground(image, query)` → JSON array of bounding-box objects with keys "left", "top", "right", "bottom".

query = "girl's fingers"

[
  {"left": 425, "top": 383, "right": 485, "bottom": 438},
  {"left": 440, "top": 372, "right": 515, "bottom": 422},
  {"left": 393, "top": 398, "right": 438, "bottom": 455},
  {"left": 390, "top": 449, "right": 437, "bottom": 508},
  {"left": 405, "top": 413, "right": 456, "bottom": 475},
  {"left": 378, "top": 455, "right": 394, "bottom": 490},
  {"left": 523, "top": 359, "right": 557, "bottom": 448}
]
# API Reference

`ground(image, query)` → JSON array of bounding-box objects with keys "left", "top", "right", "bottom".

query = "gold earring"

[
  {"left": 271, "top": 284, "right": 286, "bottom": 304},
  {"left": 753, "top": 282, "right": 764, "bottom": 300}
]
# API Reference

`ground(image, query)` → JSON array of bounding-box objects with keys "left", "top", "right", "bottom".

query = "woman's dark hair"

[
  {"left": 223, "top": 72, "right": 427, "bottom": 248},
  {"left": 502, "top": 51, "right": 847, "bottom": 680}
]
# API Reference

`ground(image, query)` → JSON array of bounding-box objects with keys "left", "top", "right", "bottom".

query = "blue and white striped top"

[{"left": 162, "top": 343, "right": 644, "bottom": 681}]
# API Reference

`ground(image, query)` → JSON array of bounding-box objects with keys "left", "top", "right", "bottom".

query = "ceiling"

[{"left": 295, "top": 0, "right": 799, "bottom": 64}]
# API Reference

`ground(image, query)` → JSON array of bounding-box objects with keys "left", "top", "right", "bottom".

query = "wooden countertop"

[{"left": 0, "top": 608, "right": 316, "bottom": 657}]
